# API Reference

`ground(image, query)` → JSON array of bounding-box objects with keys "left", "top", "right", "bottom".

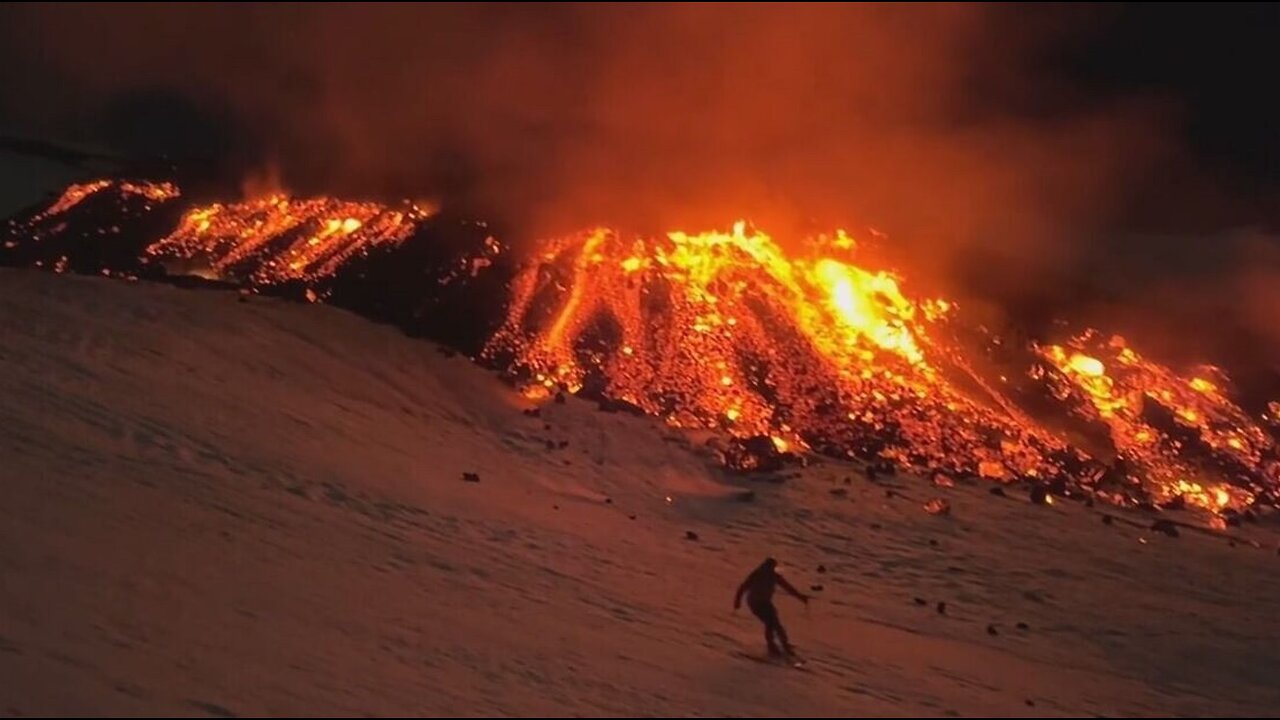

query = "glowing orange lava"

[{"left": 143, "top": 193, "right": 430, "bottom": 285}]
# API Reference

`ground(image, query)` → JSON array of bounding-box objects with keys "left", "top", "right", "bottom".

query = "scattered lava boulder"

[
  {"left": 596, "top": 397, "right": 646, "bottom": 415},
  {"left": 722, "top": 435, "right": 798, "bottom": 473},
  {"left": 1029, "top": 485, "right": 1050, "bottom": 505}
]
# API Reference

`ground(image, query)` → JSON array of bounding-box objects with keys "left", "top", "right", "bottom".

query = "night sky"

[{"left": 1050, "top": 3, "right": 1280, "bottom": 229}]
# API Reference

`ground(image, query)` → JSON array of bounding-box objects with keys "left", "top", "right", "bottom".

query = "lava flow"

[
  {"left": 485, "top": 220, "right": 1279, "bottom": 513},
  {"left": 37, "top": 179, "right": 180, "bottom": 220},
  {"left": 1034, "top": 333, "right": 1276, "bottom": 510},
  {"left": 485, "top": 221, "right": 1071, "bottom": 482},
  {"left": 144, "top": 193, "right": 430, "bottom": 286},
  {"left": 5, "top": 180, "right": 1278, "bottom": 515}
]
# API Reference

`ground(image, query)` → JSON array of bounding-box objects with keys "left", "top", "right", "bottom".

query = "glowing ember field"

[{"left": 5, "top": 179, "right": 1278, "bottom": 518}]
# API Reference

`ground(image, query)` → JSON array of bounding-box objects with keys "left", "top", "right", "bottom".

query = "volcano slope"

[{"left": 1, "top": 269, "right": 1279, "bottom": 717}]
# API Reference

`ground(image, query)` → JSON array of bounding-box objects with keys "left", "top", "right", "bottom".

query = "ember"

[{"left": 924, "top": 498, "right": 951, "bottom": 516}]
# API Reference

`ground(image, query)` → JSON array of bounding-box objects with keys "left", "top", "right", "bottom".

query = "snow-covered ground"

[{"left": 2, "top": 269, "right": 1279, "bottom": 717}]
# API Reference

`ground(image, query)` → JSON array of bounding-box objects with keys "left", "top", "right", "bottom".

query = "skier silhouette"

[{"left": 734, "top": 557, "right": 809, "bottom": 657}]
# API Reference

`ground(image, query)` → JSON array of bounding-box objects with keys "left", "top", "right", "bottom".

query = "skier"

[{"left": 733, "top": 557, "right": 809, "bottom": 657}]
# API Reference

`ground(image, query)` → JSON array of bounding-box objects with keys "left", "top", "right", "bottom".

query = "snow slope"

[{"left": 2, "top": 269, "right": 1279, "bottom": 717}]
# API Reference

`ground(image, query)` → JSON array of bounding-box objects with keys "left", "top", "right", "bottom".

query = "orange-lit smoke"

[{"left": 0, "top": 4, "right": 1171, "bottom": 292}]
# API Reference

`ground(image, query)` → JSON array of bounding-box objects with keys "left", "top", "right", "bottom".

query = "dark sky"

[
  {"left": 0, "top": 2, "right": 1276, "bottom": 375},
  {"left": 1052, "top": 3, "right": 1280, "bottom": 228}
]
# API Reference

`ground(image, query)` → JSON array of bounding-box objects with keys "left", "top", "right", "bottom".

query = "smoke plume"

[{"left": 0, "top": 3, "right": 1274, "bottom": 387}]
